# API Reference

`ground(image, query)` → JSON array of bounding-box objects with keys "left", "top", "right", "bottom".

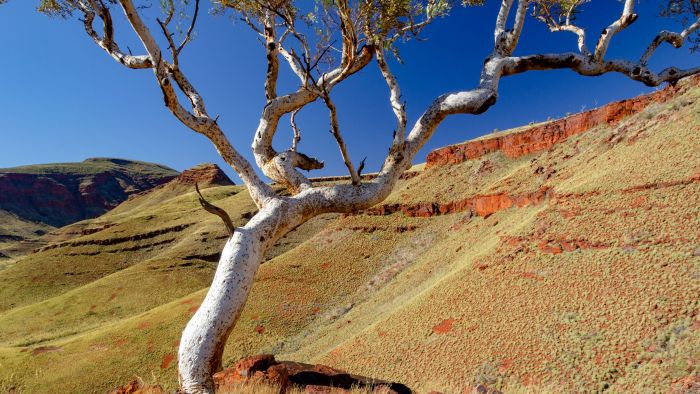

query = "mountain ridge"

[{"left": 0, "top": 158, "right": 179, "bottom": 228}]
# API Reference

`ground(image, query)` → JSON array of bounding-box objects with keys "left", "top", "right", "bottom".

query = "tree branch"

[
  {"left": 322, "top": 92, "right": 361, "bottom": 185},
  {"left": 176, "top": 0, "right": 200, "bottom": 55},
  {"left": 251, "top": 44, "right": 375, "bottom": 194},
  {"left": 290, "top": 109, "right": 301, "bottom": 151},
  {"left": 196, "top": 183, "right": 234, "bottom": 236},
  {"left": 156, "top": 0, "right": 178, "bottom": 65},
  {"left": 535, "top": 2, "right": 590, "bottom": 57},
  {"left": 76, "top": 0, "right": 152, "bottom": 68},
  {"left": 594, "top": 0, "right": 637, "bottom": 62},
  {"left": 375, "top": 45, "right": 406, "bottom": 150},
  {"left": 494, "top": 0, "right": 515, "bottom": 48},
  {"left": 503, "top": 0, "right": 529, "bottom": 55},
  {"left": 278, "top": 45, "right": 307, "bottom": 83},
  {"left": 640, "top": 17, "right": 700, "bottom": 65},
  {"left": 114, "top": 0, "right": 274, "bottom": 207},
  {"left": 263, "top": 10, "right": 279, "bottom": 101},
  {"left": 550, "top": 23, "right": 590, "bottom": 56}
]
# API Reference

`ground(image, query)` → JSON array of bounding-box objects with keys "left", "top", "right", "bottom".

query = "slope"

[{"left": 0, "top": 158, "right": 179, "bottom": 262}]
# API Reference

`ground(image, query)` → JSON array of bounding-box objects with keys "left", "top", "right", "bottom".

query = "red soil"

[{"left": 160, "top": 354, "right": 175, "bottom": 369}]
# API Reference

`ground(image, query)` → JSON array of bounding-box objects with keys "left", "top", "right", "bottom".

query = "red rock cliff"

[
  {"left": 171, "top": 163, "right": 234, "bottom": 187},
  {"left": 426, "top": 75, "right": 700, "bottom": 168},
  {"left": 0, "top": 158, "right": 177, "bottom": 227}
]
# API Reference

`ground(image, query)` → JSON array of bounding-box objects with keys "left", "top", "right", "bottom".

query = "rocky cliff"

[
  {"left": 0, "top": 158, "right": 178, "bottom": 227},
  {"left": 426, "top": 75, "right": 700, "bottom": 167},
  {"left": 171, "top": 163, "right": 235, "bottom": 187}
]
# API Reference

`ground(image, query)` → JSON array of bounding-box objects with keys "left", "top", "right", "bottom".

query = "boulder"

[{"left": 214, "top": 354, "right": 411, "bottom": 394}]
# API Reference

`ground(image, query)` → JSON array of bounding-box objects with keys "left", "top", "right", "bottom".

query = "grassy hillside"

[
  {"left": 1, "top": 78, "right": 699, "bottom": 393},
  {"left": 0, "top": 157, "right": 179, "bottom": 267}
]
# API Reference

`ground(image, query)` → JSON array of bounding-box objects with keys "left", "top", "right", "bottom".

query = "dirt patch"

[
  {"left": 30, "top": 346, "right": 62, "bottom": 356},
  {"left": 432, "top": 318, "right": 455, "bottom": 334},
  {"left": 160, "top": 354, "right": 175, "bottom": 369}
]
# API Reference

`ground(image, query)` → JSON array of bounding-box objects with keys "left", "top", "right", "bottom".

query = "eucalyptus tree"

[{"left": 32, "top": 0, "right": 700, "bottom": 391}]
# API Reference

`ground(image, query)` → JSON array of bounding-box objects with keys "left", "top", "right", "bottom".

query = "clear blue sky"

[{"left": 0, "top": 1, "right": 697, "bottom": 182}]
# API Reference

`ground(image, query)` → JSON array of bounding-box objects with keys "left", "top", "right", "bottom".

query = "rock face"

[
  {"left": 0, "top": 158, "right": 178, "bottom": 227},
  {"left": 364, "top": 187, "right": 551, "bottom": 218},
  {"left": 426, "top": 75, "right": 700, "bottom": 168},
  {"left": 213, "top": 354, "right": 412, "bottom": 393},
  {"left": 171, "top": 163, "right": 235, "bottom": 187}
]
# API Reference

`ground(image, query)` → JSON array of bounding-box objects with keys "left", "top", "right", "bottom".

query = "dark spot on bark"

[
  {"left": 267, "top": 42, "right": 276, "bottom": 51},
  {"left": 260, "top": 236, "right": 265, "bottom": 242},
  {"left": 474, "top": 95, "right": 497, "bottom": 115},
  {"left": 632, "top": 66, "right": 641, "bottom": 76}
]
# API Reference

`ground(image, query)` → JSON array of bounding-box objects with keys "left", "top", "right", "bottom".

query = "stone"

[
  {"left": 109, "top": 380, "right": 165, "bottom": 394},
  {"left": 213, "top": 355, "right": 411, "bottom": 393}
]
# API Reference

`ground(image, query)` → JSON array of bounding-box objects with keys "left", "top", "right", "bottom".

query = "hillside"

[
  {"left": 0, "top": 76, "right": 698, "bottom": 393},
  {"left": 0, "top": 158, "right": 178, "bottom": 262}
]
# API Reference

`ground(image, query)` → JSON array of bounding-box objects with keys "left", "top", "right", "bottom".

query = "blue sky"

[{"left": 0, "top": 1, "right": 697, "bottom": 182}]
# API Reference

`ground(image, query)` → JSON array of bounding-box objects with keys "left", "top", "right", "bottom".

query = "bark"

[
  {"left": 640, "top": 18, "right": 700, "bottom": 65},
  {"left": 594, "top": 0, "right": 636, "bottom": 62},
  {"left": 178, "top": 199, "right": 305, "bottom": 393}
]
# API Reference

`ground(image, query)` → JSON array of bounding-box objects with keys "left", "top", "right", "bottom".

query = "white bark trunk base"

[{"left": 178, "top": 201, "right": 295, "bottom": 393}]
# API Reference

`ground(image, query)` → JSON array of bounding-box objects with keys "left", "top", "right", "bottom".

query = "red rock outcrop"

[
  {"left": 171, "top": 163, "right": 234, "bottom": 187},
  {"left": 426, "top": 75, "right": 700, "bottom": 168},
  {"left": 213, "top": 354, "right": 412, "bottom": 393},
  {"left": 364, "top": 187, "right": 551, "bottom": 218}
]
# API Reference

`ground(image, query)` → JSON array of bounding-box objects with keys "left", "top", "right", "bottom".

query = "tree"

[{"left": 30, "top": 0, "right": 700, "bottom": 392}]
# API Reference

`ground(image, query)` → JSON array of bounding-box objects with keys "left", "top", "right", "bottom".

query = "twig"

[{"left": 195, "top": 183, "right": 235, "bottom": 236}]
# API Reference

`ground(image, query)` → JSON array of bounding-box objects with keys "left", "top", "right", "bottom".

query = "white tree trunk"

[{"left": 178, "top": 199, "right": 302, "bottom": 393}]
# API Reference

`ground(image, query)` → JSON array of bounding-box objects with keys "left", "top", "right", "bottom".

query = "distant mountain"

[{"left": 0, "top": 158, "right": 179, "bottom": 228}]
